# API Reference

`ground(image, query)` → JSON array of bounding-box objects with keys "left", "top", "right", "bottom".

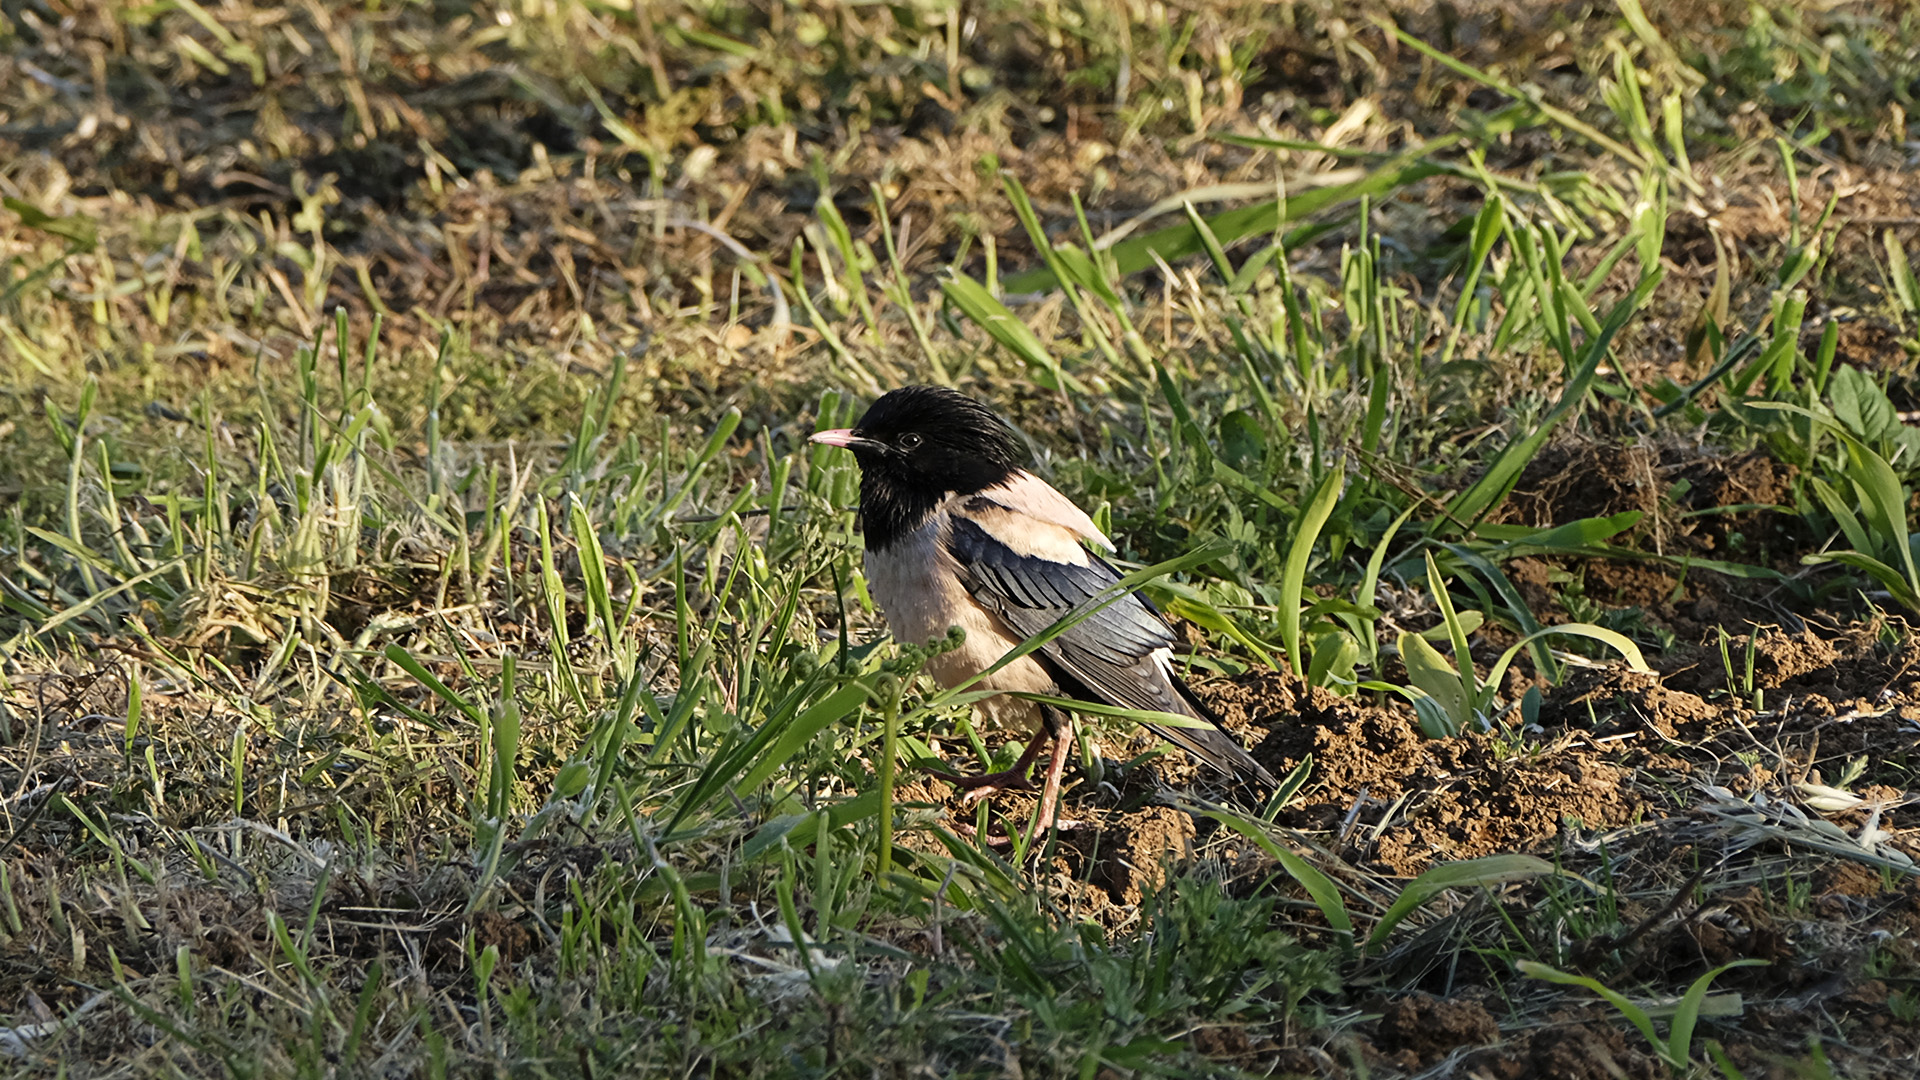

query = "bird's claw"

[{"left": 957, "top": 780, "right": 1037, "bottom": 806}]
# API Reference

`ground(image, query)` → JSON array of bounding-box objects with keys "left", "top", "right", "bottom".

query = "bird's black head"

[{"left": 810, "top": 386, "right": 1028, "bottom": 550}]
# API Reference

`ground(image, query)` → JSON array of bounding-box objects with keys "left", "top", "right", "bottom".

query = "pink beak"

[{"left": 809, "top": 429, "right": 861, "bottom": 448}]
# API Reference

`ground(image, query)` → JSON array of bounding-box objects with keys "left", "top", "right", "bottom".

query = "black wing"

[{"left": 946, "top": 514, "right": 1274, "bottom": 785}]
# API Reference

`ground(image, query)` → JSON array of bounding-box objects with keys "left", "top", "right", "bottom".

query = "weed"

[{"left": 1519, "top": 958, "right": 1768, "bottom": 1074}]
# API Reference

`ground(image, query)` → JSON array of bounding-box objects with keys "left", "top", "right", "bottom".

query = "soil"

[
  {"left": 931, "top": 618, "right": 1920, "bottom": 1077},
  {"left": 1488, "top": 436, "right": 1815, "bottom": 641}
]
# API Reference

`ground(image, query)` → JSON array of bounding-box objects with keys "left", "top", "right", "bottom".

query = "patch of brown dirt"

[
  {"left": 1835, "top": 317, "right": 1916, "bottom": 377},
  {"left": 1480, "top": 436, "right": 1813, "bottom": 642},
  {"left": 912, "top": 619, "right": 1920, "bottom": 1078},
  {"left": 1665, "top": 447, "right": 1800, "bottom": 556},
  {"left": 1212, "top": 670, "right": 1650, "bottom": 876},
  {"left": 1489, "top": 438, "right": 1799, "bottom": 558},
  {"left": 1168, "top": 622, "right": 1920, "bottom": 1077},
  {"left": 1080, "top": 805, "right": 1196, "bottom": 906},
  {"left": 1536, "top": 666, "right": 1717, "bottom": 739},
  {"left": 1373, "top": 993, "right": 1500, "bottom": 1066},
  {"left": 1493, "top": 439, "right": 1659, "bottom": 531},
  {"left": 1816, "top": 861, "right": 1889, "bottom": 899},
  {"left": 1463, "top": 1020, "right": 1665, "bottom": 1080}
]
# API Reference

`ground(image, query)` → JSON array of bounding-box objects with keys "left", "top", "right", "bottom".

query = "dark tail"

[{"left": 1154, "top": 673, "right": 1277, "bottom": 787}]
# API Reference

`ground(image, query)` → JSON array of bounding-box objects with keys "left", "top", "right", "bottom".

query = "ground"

[{"left": 2, "top": 0, "right": 1920, "bottom": 1076}]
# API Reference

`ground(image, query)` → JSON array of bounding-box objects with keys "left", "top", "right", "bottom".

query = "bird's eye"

[{"left": 898, "top": 432, "right": 923, "bottom": 450}]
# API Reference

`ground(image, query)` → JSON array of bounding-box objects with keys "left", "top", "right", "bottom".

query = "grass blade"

[
  {"left": 1280, "top": 465, "right": 1345, "bottom": 678},
  {"left": 1202, "top": 807, "right": 1354, "bottom": 947},
  {"left": 1374, "top": 855, "right": 1556, "bottom": 948},
  {"left": 939, "top": 271, "right": 1075, "bottom": 392},
  {"left": 1004, "top": 149, "right": 1453, "bottom": 293}
]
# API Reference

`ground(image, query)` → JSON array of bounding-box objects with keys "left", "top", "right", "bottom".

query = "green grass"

[{"left": 2, "top": 0, "right": 1920, "bottom": 1075}]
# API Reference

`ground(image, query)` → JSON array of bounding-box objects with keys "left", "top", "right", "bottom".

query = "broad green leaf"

[
  {"left": 1262, "top": 755, "right": 1314, "bottom": 821},
  {"left": 1306, "top": 630, "right": 1361, "bottom": 689},
  {"left": 1665, "top": 555, "right": 1786, "bottom": 580},
  {"left": 1398, "top": 632, "right": 1473, "bottom": 734},
  {"left": 1373, "top": 855, "right": 1556, "bottom": 947},
  {"left": 1217, "top": 409, "right": 1266, "bottom": 468},
  {"left": 1281, "top": 466, "right": 1345, "bottom": 678},
  {"left": 1830, "top": 365, "right": 1898, "bottom": 444},
  {"left": 667, "top": 677, "right": 872, "bottom": 833},
  {"left": 939, "top": 272, "right": 1073, "bottom": 391},
  {"left": 1410, "top": 695, "right": 1460, "bottom": 739},
  {"left": 1004, "top": 150, "right": 1452, "bottom": 292}
]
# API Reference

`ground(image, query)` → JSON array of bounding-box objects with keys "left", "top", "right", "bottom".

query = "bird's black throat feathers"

[{"left": 843, "top": 386, "right": 1026, "bottom": 551}]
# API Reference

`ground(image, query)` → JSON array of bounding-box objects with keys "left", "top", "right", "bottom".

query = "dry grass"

[{"left": 1, "top": 0, "right": 1919, "bottom": 1076}]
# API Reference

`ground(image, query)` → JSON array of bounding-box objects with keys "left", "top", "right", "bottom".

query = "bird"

[{"left": 810, "top": 385, "right": 1275, "bottom": 842}]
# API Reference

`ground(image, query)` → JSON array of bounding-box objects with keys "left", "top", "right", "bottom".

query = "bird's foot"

[
  {"left": 934, "top": 766, "right": 1038, "bottom": 799},
  {"left": 958, "top": 782, "right": 1028, "bottom": 807}
]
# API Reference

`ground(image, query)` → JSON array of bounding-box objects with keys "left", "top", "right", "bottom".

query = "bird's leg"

[
  {"left": 1024, "top": 722, "right": 1076, "bottom": 845},
  {"left": 940, "top": 730, "right": 1052, "bottom": 799},
  {"left": 946, "top": 707, "right": 1084, "bottom": 848}
]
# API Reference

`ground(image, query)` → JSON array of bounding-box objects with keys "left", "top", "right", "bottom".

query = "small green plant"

[
  {"left": 1518, "top": 958, "right": 1766, "bottom": 1074},
  {"left": 1717, "top": 628, "right": 1762, "bottom": 710},
  {"left": 1396, "top": 554, "right": 1652, "bottom": 737},
  {"left": 1205, "top": 804, "right": 1560, "bottom": 956},
  {"left": 1278, "top": 463, "right": 1348, "bottom": 684},
  {"left": 1760, "top": 402, "right": 1920, "bottom": 611}
]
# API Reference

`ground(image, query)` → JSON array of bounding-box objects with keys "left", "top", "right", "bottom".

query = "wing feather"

[{"left": 946, "top": 511, "right": 1273, "bottom": 785}]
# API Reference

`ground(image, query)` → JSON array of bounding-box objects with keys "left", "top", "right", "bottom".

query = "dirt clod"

[
  {"left": 1374, "top": 993, "right": 1500, "bottom": 1062},
  {"left": 1211, "top": 670, "right": 1648, "bottom": 876}
]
